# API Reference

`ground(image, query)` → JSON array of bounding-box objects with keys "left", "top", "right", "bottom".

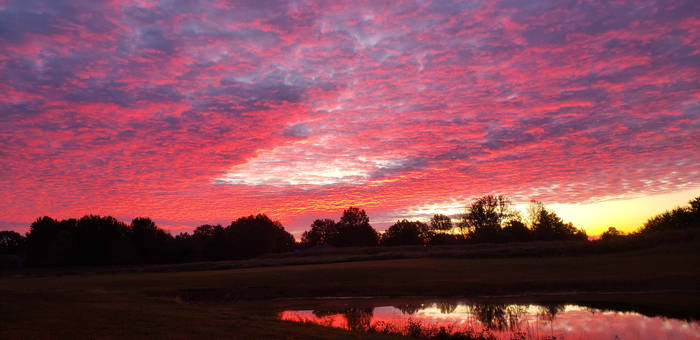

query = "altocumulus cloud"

[{"left": 0, "top": 0, "right": 698, "bottom": 233}]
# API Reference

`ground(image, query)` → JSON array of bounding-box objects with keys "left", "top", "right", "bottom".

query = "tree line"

[
  {"left": 598, "top": 195, "right": 700, "bottom": 240},
  {"left": 301, "top": 195, "right": 589, "bottom": 247},
  {"left": 0, "top": 214, "right": 294, "bottom": 267},
  {"left": 1, "top": 195, "right": 698, "bottom": 268}
]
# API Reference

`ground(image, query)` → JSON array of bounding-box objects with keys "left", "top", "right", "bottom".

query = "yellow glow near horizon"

[
  {"left": 398, "top": 187, "right": 699, "bottom": 236},
  {"left": 546, "top": 187, "right": 699, "bottom": 235}
]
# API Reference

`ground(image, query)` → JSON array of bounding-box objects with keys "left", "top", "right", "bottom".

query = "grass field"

[{"left": 1, "top": 239, "right": 698, "bottom": 339}]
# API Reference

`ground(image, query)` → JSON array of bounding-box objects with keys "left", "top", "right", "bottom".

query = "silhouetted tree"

[
  {"left": 638, "top": 196, "right": 700, "bottom": 233},
  {"left": 301, "top": 218, "right": 339, "bottom": 247},
  {"left": 528, "top": 201, "right": 587, "bottom": 241},
  {"left": 73, "top": 215, "right": 133, "bottom": 265},
  {"left": 0, "top": 231, "right": 25, "bottom": 254},
  {"left": 130, "top": 217, "right": 174, "bottom": 263},
  {"left": 25, "top": 216, "right": 77, "bottom": 266},
  {"left": 462, "top": 195, "right": 519, "bottom": 242},
  {"left": 380, "top": 220, "right": 428, "bottom": 246},
  {"left": 334, "top": 207, "right": 379, "bottom": 247},
  {"left": 600, "top": 226, "right": 624, "bottom": 241},
  {"left": 429, "top": 214, "right": 453, "bottom": 231},
  {"left": 25, "top": 216, "right": 57, "bottom": 266},
  {"left": 691, "top": 196, "right": 700, "bottom": 226},
  {"left": 690, "top": 196, "right": 700, "bottom": 212},
  {"left": 196, "top": 224, "right": 229, "bottom": 260},
  {"left": 172, "top": 231, "right": 193, "bottom": 260},
  {"left": 226, "top": 214, "right": 295, "bottom": 258},
  {"left": 0, "top": 230, "right": 26, "bottom": 269}
]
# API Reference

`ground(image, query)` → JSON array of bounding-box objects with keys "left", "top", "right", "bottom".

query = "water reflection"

[
  {"left": 312, "top": 307, "right": 374, "bottom": 331},
  {"left": 280, "top": 300, "right": 700, "bottom": 339}
]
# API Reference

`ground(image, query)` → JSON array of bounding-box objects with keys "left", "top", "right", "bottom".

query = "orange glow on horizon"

[
  {"left": 547, "top": 187, "right": 700, "bottom": 235},
  {"left": 386, "top": 188, "right": 699, "bottom": 237}
]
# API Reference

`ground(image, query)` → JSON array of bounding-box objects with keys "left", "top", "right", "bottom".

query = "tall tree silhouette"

[
  {"left": 130, "top": 217, "right": 173, "bottom": 263},
  {"left": 25, "top": 216, "right": 77, "bottom": 266},
  {"left": 192, "top": 224, "right": 228, "bottom": 260},
  {"left": 462, "top": 195, "right": 519, "bottom": 242},
  {"left": 226, "top": 214, "right": 295, "bottom": 258},
  {"left": 528, "top": 201, "right": 587, "bottom": 241},
  {"left": 73, "top": 215, "right": 133, "bottom": 265},
  {"left": 335, "top": 207, "right": 379, "bottom": 247}
]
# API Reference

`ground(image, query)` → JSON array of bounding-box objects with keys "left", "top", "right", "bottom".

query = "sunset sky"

[{"left": 1, "top": 0, "right": 698, "bottom": 237}]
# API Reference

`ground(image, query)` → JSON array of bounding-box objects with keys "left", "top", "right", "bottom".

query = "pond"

[{"left": 280, "top": 299, "right": 700, "bottom": 339}]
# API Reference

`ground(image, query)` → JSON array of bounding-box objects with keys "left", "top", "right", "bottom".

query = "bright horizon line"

[
  {"left": 358, "top": 187, "right": 700, "bottom": 237},
  {"left": 4, "top": 187, "right": 697, "bottom": 239}
]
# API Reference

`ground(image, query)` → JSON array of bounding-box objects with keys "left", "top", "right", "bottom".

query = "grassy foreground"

[{"left": 1, "top": 241, "right": 698, "bottom": 339}]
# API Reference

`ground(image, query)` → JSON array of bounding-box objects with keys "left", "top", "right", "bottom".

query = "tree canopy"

[
  {"left": 429, "top": 214, "right": 453, "bottom": 231},
  {"left": 527, "top": 201, "right": 587, "bottom": 241},
  {"left": 301, "top": 219, "right": 339, "bottom": 246},
  {"left": 336, "top": 207, "right": 379, "bottom": 247},
  {"left": 380, "top": 220, "right": 428, "bottom": 246},
  {"left": 461, "top": 195, "right": 519, "bottom": 242},
  {"left": 638, "top": 196, "right": 700, "bottom": 233},
  {"left": 301, "top": 207, "right": 379, "bottom": 247}
]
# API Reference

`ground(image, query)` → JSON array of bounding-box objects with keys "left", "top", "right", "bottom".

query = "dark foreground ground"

[{"left": 1, "top": 238, "right": 699, "bottom": 339}]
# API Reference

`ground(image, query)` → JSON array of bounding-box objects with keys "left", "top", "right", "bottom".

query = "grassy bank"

[{"left": 0, "top": 240, "right": 698, "bottom": 339}]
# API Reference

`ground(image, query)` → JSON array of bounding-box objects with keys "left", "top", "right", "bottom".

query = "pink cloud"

[{"left": 0, "top": 0, "right": 698, "bottom": 234}]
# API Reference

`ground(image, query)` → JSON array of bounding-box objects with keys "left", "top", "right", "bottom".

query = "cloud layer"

[{"left": 1, "top": 0, "right": 698, "bottom": 233}]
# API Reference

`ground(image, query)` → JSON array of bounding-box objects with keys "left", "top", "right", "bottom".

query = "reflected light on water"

[{"left": 280, "top": 303, "right": 700, "bottom": 339}]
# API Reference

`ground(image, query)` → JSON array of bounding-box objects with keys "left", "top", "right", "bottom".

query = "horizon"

[
  {"left": 1, "top": 1, "right": 698, "bottom": 238},
  {"left": 4, "top": 189, "right": 698, "bottom": 239}
]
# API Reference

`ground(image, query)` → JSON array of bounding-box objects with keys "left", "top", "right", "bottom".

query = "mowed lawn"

[{"left": 1, "top": 242, "right": 698, "bottom": 339}]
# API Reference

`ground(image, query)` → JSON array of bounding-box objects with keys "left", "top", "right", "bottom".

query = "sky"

[{"left": 1, "top": 0, "right": 698, "bottom": 237}]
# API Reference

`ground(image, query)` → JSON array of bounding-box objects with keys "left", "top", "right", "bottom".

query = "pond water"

[{"left": 280, "top": 300, "right": 700, "bottom": 339}]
